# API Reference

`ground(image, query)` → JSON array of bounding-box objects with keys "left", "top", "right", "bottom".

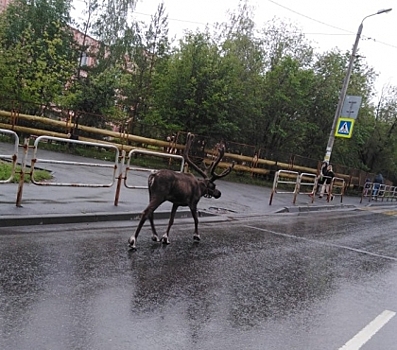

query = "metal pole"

[{"left": 323, "top": 8, "right": 392, "bottom": 163}]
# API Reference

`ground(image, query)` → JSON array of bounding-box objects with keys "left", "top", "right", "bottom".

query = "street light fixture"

[{"left": 323, "top": 8, "right": 392, "bottom": 163}]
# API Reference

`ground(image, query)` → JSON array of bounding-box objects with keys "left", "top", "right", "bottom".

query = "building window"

[{"left": 80, "top": 52, "right": 88, "bottom": 67}]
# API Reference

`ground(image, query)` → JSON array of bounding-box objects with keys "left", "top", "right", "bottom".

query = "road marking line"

[
  {"left": 244, "top": 225, "right": 397, "bottom": 262},
  {"left": 338, "top": 310, "right": 396, "bottom": 350}
]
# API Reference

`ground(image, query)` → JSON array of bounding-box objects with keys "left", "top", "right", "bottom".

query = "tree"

[
  {"left": 259, "top": 17, "right": 314, "bottom": 70},
  {"left": 75, "top": 0, "right": 137, "bottom": 46},
  {"left": 211, "top": 0, "right": 267, "bottom": 144},
  {"left": 259, "top": 56, "right": 316, "bottom": 157},
  {"left": 118, "top": 2, "right": 171, "bottom": 136},
  {"left": 359, "top": 84, "right": 397, "bottom": 179},
  {"left": 0, "top": 0, "right": 78, "bottom": 112},
  {"left": 149, "top": 30, "right": 244, "bottom": 140}
]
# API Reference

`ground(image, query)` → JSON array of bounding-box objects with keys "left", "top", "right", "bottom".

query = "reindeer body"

[
  {"left": 128, "top": 133, "right": 233, "bottom": 250},
  {"left": 148, "top": 170, "right": 220, "bottom": 207}
]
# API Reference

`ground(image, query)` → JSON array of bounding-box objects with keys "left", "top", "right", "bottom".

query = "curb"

[
  {"left": 0, "top": 210, "right": 216, "bottom": 227},
  {"left": 2, "top": 201, "right": 396, "bottom": 227}
]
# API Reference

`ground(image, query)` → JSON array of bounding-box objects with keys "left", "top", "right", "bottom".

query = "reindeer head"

[{"left": 184, "top": 133, "right": 234, "bottom": 198}]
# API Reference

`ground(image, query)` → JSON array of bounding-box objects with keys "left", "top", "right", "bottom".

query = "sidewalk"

[
  {"left": 1, "top": 174, "right": 389, "bottom": 228},
  {"left": 0, "top": 143, "right": 394, "bottom": 227}
]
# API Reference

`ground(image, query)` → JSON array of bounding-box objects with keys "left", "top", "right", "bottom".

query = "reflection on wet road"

[{"left": 1, "top": 210, "right": 397, "bottom": 349}]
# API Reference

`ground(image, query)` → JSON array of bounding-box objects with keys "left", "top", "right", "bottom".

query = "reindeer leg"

[
  {"left": 128, "top": 199, "right": 163, "bottom": 250},
  {"left": 149, "top": 211, "right": 160, "bottom": 242},
  {"left": 128, "top": 213, "right": 147, "bottom": 250},
  {"left": 190, "top": 206, "right": 200, "bottom": 241},
  {"left": 161, "top": 204, "right": 178, "bottom": 245}
]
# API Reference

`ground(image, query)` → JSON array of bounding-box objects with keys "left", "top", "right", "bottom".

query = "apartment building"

[
  {"left": 72, "top": 28, "right": 100, "bottom": 69},
  {"left": 0, "top": 0, "right": 12, "bottom": 13},
  {"left": 1, "top": 0, "right": 99, "bottom": 67}
]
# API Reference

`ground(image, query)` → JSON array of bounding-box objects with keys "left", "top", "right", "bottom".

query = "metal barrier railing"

[
  {"left": 294, "top": 172, "right": 317, "bottom": 204},
  {"left": 329, "top": 176, "right": 345, "bottom": 203},
  {"left": 382, "top": 185, "right": 397, "bottom": 202},
  {"left": 375, "top": 184, "right": 397, "bottom": 202},
  {"left": 361, "top": 182, "right": 375, "bottom": 203},
  {"left": 361, "top": 183, "right": 397, "bottom": 203},
  {"left": 124, "top": 149, "right": 184, "bottom": 189},
  {"left": 269, "top": 170, "right": 299, "bottom": 205},
  {"left": 13, "top": 136, "right": 120, "bottom": 206},
  {"left": 270, "top": 170, "right": 345, "bottom": 205},
  {"left": 0, "top": 129, "right": 19, "bottom": 183},
  {"left": 313, "top": 175, "right": 345, "bottom": 203},
  {"left": 32, "top": 136, "right": 119, "bottom": 187},
  {"left": 2, "top": 134, "right": 188, "bottom": 207}
]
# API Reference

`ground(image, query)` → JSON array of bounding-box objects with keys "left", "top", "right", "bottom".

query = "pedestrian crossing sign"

[{"left": 335, "top": 117, "right": 355, "bottom": 138}]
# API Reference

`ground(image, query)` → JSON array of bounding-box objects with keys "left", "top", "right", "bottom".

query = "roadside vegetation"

[{"left": 0, "top": 160, "right": 52, "bottom": 183}]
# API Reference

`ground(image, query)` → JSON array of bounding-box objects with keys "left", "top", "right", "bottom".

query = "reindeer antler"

[
  {"left": 209, "top": 146, "right": 235, "bottom": 182},
  {"left": 184, "top": 133, "right": 235, "bottom": 181},
  {"left": 184, "top": 133, "right": 208, "bottom": 179}
]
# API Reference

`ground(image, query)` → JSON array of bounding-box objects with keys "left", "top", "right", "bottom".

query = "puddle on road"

[{"left": 208, "top": 206, "right": 238, "bottom": 214}]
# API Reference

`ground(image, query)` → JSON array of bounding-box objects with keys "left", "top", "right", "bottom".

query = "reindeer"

[{"left": 128, "top": 133, "right": 234, "bottom": 250}]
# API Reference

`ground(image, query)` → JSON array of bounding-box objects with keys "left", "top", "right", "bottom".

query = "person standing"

[
  {"left": 363, "top": 177, "right": 371, "bottom": 196},
  {"left": 372, "top": 172, "right": 384, "bottom": 199},
  {"left": 316, "top": 161, "right": 328, "bottom": 194},
  {"left": 319, "top": 164, "right": 335, "bottom": 200}
]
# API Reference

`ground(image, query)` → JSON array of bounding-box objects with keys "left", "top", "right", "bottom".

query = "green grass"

[{"left": 0, "top": 161, "right": 52, "bottom": 183}]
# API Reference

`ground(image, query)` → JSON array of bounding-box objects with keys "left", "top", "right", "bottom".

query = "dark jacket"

[
  {"left": 374, "top": 173, "right": 384, "bottom": 184},
  {"left": 324, "top": 169, "right": 334, "bottom": 184}
]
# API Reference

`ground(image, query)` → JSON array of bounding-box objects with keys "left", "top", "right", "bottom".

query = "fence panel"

[
  {"left": 294, "top": 173, "right": 317, "bottom": 204},
  {"left": 32, "top": 136, "right": 119, "bottom": 187},
  {"left": 329, "top": 177, "right": 345, "bottom": 203},
  {"left": 124, "top": 149, "right": 184, "bottom": 190},
  {"left": 269, "top": 170, "right": 299, "bottom": 205}
]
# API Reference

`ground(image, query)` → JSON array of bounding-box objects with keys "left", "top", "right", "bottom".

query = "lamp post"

[{"left": 323, "top": 8, "right": 392, "bottom": 163}]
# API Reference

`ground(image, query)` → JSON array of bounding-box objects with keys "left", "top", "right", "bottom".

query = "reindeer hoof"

[
  {"left": 151, "top": 235, "right": 160, "bottom": 242},
  {"left": 128, "top": 237, "right": 136, "bottom": 250},
  {"left": 160, "top": 236, "right": 170, "bottom": 245},
  {"left": 193, "top": 234, "right": 201, "bottom": 241}
]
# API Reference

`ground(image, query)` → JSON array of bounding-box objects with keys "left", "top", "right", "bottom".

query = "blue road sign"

[{"left": 335, "top": 117, "right": 355, "bottom": 138}]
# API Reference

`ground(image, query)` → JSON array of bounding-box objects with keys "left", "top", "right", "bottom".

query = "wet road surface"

[{"left": 1, "top": 209, "right": 397, "bottom": 349}]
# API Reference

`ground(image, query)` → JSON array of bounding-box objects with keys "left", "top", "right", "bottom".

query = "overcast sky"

[{"left": 132, "top": 0, "right": 396, "bottom": 100}]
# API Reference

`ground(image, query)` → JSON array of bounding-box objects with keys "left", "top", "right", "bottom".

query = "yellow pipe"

[{"left": 0, "top": 111, "right": 357, "bottom": 182}]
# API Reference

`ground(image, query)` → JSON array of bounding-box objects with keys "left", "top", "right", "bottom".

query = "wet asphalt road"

[{"left": 1, "top": 209, "right": 397, "bottom": 350}]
